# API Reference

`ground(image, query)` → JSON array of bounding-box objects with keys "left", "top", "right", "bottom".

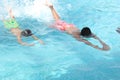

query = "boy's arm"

[
  {"left": 93, "top": 35, "right": 110, "bottom": 51},
  {"left": 31, "top": 35, "right": 44, "bottom": 45},
  {"left": 17, "top": 36, "right": 34, "bottom": 46},
  {"left": 77, "top": 38, "right": 101, "bottom": 50}
]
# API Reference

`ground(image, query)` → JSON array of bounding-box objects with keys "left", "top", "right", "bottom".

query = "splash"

[{"left": 0, "top": 0, "right": 57, "bottom": 21}]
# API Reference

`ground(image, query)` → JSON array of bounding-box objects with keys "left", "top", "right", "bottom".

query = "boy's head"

[
  {"left": 21, "top": 29, "right": 33, "bottom": 37},
  {"left": 80, "top": 27, "right": 92, "bottom": 37}
]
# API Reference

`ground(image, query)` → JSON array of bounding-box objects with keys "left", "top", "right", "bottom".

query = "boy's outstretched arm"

[
  {"left": 72, "top": 33, "right": 110, "bottom": 51},
  {"left": 31, "top": 35, "right": 44, "bottom": 45},
  {"left": 17, "top": 36, "right": 34, "bottom": 46},
  {"left": 93, "top": 35, "right": 110, "bottom": 51},
  {"left": 77, "top": 38, "right": 102, "bottom": 50}
]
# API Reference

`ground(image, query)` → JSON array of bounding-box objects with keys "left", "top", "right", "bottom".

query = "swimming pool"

[{"left": 0, "top": 0, "right": 120, "bottom": 80}]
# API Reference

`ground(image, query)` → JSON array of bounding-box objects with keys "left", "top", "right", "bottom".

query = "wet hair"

[
  {"left": 116, "top": 28, "right": 120, "bottom": 34},
  {"left": 21, "top": 29, "right": 33, "bottom": 37},
  {"left": 80, "top": 27, "right": 92, "bottom": 37}
]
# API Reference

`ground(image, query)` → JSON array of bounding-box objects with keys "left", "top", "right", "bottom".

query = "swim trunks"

[
  {"left": 52, "top": 20, "right": 74, "bottom": 31},
  {"left": 3, "top": 18, "right": 19, "bottom": 29}
]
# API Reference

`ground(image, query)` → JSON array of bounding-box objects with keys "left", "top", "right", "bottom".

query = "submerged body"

[
  {"left": 52, "top": 20, "right": 80, "bottom": 34},
  {"left": 46, "top": 0, "right": 110, "bottom": 51},
  {"left": 2, "top": 8, "right": 44, "bottom": 46}
]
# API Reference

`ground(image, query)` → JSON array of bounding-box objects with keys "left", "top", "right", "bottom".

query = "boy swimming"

[
  {"left": 2, "top": 8, "right": 44, "bottom": 46},
  {"left": 45, "top": 0, "right": 110, "bottom": 51}
]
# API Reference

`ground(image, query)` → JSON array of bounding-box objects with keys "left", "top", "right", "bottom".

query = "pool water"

[{"left": 0, "top": 0, "right": 120, "bottom": 80}]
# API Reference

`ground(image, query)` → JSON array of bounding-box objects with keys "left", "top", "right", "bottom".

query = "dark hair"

[
  {"left": 21, "top": 29, "right": 33, "bottom": 37},
  {"left": 80, "top": 27, "right": 92, "bottom": 37}
]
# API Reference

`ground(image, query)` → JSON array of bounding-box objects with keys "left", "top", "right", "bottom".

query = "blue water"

[{"left": 0, "top": 0, "right": 120, "bottom": 80}]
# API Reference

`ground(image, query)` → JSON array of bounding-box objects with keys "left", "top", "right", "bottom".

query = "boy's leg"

[
  {"left": 46, "top": 0, "right": 60, "bottom": 21},
  {"left": 49, "top": 5, "right": 60, "bottom": 21},
  {"left": 6, "top": 6, "right": 15, "bottom": 18},
  {"left": 9, "top": 8, "right": 15, "bottom": 18}
]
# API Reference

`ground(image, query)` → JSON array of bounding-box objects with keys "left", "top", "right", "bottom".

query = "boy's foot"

[{"left": 45, "top": 0, "right": 53, "bottom": 8}]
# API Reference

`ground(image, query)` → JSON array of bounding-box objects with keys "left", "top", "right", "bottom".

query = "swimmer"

[
  {"left": 45, "top": 0, "right": 110, "bottom": 51},
  {"left": 116, "top": 27, "right": 120, "bottom": 34},
  {"left": 1, "top": 8, "right": 44, "bottom": 46}
]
